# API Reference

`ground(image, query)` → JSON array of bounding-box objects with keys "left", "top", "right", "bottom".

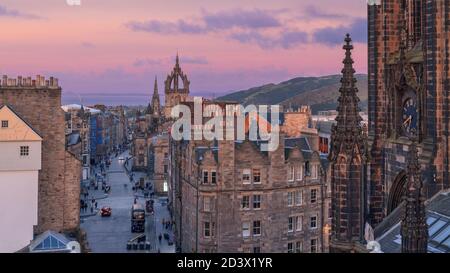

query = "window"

[
  {"left": 1, "top": 120, "right": 8, "bottom": 128},
  {"left": 311, "top": 165, "right": 319, "bottom": 179},
  {"left": 253, "top": 195, "right": 261, "bottom": 209},
  {"left": 288, "top": 217, "right": 294, "bottom": 232},
  {"left": 20, "top": 146, "right": 29, "bottom": 156},
  {"left": 295, "top": 191, "right": 302, "bottom": 206},
  {"left": 311, "top": 189, "right": 317, "bottom": 204},
  {"left": 164, "top": 165, "right": 168, "bottom": 174},
  {"left": 242, "top": 196, "right": 250, "bottom": 210},
  {"left": 242, "top": 169, "right": 251, "bottom": 184},
  {"left": 311, "top": 239, "right": 318, "bottom": 253},
  {"left": 296, "top": 216, "right": 303, "bottom": 231},
  {"left": 319, "top": 137, "right": 329, "bottom": 154},
  {"left": 253, "top": 246, "right": 261, "bottom": 253},
  {"left": 211, "top": 222, "right": 215, "bottom": 237},
  {"left": 253, "top": 169, "right": 261, "bottom": 183},
  {"left": 305, "top": 161, "right": 310, "bottom": 176},
  {"left": 288, "top": 165, "right": 295, "bottom": 181},
  {"left": 288, "top": 243, "right": 294, "bottom": 253},
  {"left": 204, "top": 197, "right": 211, "bottom": 212},
  {"left": 203, "top": 170, "right": 209, "bottom": 184},
  {"left": 296, "top": 165, "right": 303, "bottom": 181},
  {"left": 204, "top": 222, "right": 211, "bottom": 237},
  {"left": 296, "top": 241, "right": 303, "bottom": 253},
  {"left": 288, "top": 192, "right": 294, "bottom": 207},
  {"left": 310, "top": 216, "right": 317, "bottom": 229},
  {"left": 253, "top": 221, "right": 261, "bottom": 236},
  {"left": 242, "top": 222, "right": 250, "bottom": 238},
  {"left": 211, "top": 170, "right": 217, "bottom": 184}
]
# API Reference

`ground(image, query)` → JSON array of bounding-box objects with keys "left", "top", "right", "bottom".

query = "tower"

[
  {"left": 401, "top": 133, "right": 428, "bottom": 253},
  {"left": 329, "top": 34, "right": 368, "bottom": 253},
  {"left": 164, "top": 54, "right": 190, "bottom": 118},
  {"left": 368, "top": 0, "right": 450, "bottom": 225},
  {"left": 151, "top": 76, "right": 161, "bottom": 117}
]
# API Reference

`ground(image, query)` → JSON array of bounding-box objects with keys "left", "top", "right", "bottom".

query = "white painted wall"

[
  {"left": 0, "top": 141, "right": 41, "bottom": 171},
  {"left": 0, "top": 171, "right": 39, "bottom": 252}
]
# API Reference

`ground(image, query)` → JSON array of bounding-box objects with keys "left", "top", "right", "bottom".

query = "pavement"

[{"left": 81, "top": 150, "right": 175, "bottom": 253}]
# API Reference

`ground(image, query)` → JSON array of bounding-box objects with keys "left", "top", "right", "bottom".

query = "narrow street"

[{"left": 80, "top": 150, "right": 175, "bottom": 253}]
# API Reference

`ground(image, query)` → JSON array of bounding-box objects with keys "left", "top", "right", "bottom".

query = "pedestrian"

[
  {"left": 158, "top": 234, "right": 162, "bottom": 243},
  {"left": 95, "top": 202, "right": 98, "bottom": 209},
  {"left": 90, "top": 206, "right": 94, "bottom": 213}
]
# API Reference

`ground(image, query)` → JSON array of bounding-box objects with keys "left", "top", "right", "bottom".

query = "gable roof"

[
  {"left": 28, "top": 230, "right": 71, "bottom": 253},
  {"left": 0, "top": 105, "right": 42, "bottom": 141}
]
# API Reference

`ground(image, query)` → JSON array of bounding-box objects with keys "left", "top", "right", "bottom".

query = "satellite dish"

[{"left": 67, "top": 241, "right": 81, "bottom": 253}]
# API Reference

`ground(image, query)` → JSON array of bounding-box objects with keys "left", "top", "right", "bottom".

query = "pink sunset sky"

[{"left": 0, "top": 0, "right": 367, "bottom": 105}]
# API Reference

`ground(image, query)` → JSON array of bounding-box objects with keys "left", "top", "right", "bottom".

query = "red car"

[{"left": 101, "top": 207, "right": 112, "bottom": 217}]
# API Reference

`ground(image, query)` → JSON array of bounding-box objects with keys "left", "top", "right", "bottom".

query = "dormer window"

[{"left": 1, "top": 120, "right": 8, "bottom": 128}]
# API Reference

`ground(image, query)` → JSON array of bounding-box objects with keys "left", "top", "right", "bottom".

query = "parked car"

[{"left": 101, "top": 207, "right": 112, "bottom": 217}]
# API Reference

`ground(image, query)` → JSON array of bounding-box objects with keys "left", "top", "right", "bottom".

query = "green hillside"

[{"left": 216, "top": 74, "right": 368, "bottom": 114}]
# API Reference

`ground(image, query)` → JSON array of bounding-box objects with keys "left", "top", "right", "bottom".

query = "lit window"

[
  {"left": 253, "top": 195, "right": 261, "bottom": 209},
  {"left": 211, "top": 170, "right": 217, "bottom": 184},
  {"left": 311, "top": 189, "right": 317, "bottom": 204},
  {"left": 242, "top": 196, "right": 250, "bottom": 210},
  {"left": 20, "top": 146, "right": 29, "bottom": 156},
  {"left": 310, "top": 216, "right": 317, "bottom": 229},
  {"left": 242, "top": 222, "right": 250, "bottom": 238},
  {"left": 1, "top": 120, "right": 8, "bottom": 128},
  {"left": 243, "top": 169, "right": 251, "bottom": 184},
  {"left": 253, "top": 169, "right": 261, "bottom": 183},
  {"left": 253, "top": 221, "right": 261, "bottom": 236},
  {"left": 203, "top": 170, "right": 209, "bottom": 184}
]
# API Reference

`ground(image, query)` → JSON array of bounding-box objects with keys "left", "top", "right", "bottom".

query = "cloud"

[
  {"left": 302, "top": 5, "right": 348, "bottom": 20},
  {"left": 125, "top": 20, "right": 205, "bottom": 34},
  {"left": 125, "top": 6, "right": 366, "bottom": 50},
  {"left": 81, "top": 42, "right": 96, "bottom": 48},
  {"left": 313, "top": 17, "right": 367, "bottom": 46},
  {"left": 0, "top": 5, "right": 42, "bottom": 20},
  {"left": 125, "top": 8, "right": 281, "bottom": 35},
  {"left": 201, "top": 9, "right": 281, "bottom": 30},
  {"left": 229, "top": 30, "right": 308, "bottom": 49},
  {"left": 134, "top": 56, "right": 208, "bottom": 67}
]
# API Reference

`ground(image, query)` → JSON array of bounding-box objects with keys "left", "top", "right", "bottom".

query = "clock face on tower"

[{"left": 402, "top": 98, "right": 418, "bottom": 136}]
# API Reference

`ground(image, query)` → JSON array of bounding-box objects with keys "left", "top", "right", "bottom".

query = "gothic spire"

[
  {"left": 329, "top": 34, "right": 365, "bottom": 161},
  {"left": 401, "top": 134, "right": 428, "bottom": 253},
  {"left": 151, "top": 75, "right": 161, "bottom": 116}
]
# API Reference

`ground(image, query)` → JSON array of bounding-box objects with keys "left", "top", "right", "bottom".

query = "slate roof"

[
  {"left": 377, "top": 190, "right": 450, "bottom": 253},
  {"left": 67, "top": 132, "right": 81, "bottom": 146}
]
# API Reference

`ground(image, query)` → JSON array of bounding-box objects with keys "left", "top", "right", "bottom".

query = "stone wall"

[{"left": 0, "top": 75, "right": 80, "bottom": 234}]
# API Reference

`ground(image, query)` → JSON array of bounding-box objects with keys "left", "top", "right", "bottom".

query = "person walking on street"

[
  {"left": 158, "top": 234, "right": 162, "bottom": 244},
  {"left": 95, "top": 202, "right": 98, "bottom": 209}
]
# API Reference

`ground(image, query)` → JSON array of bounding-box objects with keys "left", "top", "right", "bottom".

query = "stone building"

[
  {"left": 330, "top": 0, "right": 450, "bottom": 253},
  {"left": 168, "top": 100, "right": 328, "bottom": 253},
  {"left": 0, "top": 75, "right": 81, "bottom": 238},
  {"left": 164, "top": 54, "right": 190, "bottom": 118}
]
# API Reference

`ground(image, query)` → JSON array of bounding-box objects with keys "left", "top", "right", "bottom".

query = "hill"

[{"left": 216, "top": 74, "right": 368, "bottom": 114}]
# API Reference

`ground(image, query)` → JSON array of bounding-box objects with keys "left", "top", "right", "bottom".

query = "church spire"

[
  {"left": 401, "top": 133, "right": 428, "bottom": 253},
  {"left": 151, "top": 75, "right": 161, "bottom": 117},
  {"left": 330, "top": 34, "right": 365, "bottom": 160},
  {"left": 329, "top": 34, "right": 367, "bottom": 252}
]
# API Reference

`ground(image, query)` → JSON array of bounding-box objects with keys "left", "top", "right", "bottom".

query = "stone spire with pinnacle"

[
  {"left": 329, "top": 34, "right": 366, "bottom": 161},
  {"left": 401, "top": 133, "right": 428, "bottom": 253},
  {"left": 329, "top": 34, "right": 368, "bottom": 252},
  {"left": 151, "top": 76, "right": 161, "bottom": 116}
]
